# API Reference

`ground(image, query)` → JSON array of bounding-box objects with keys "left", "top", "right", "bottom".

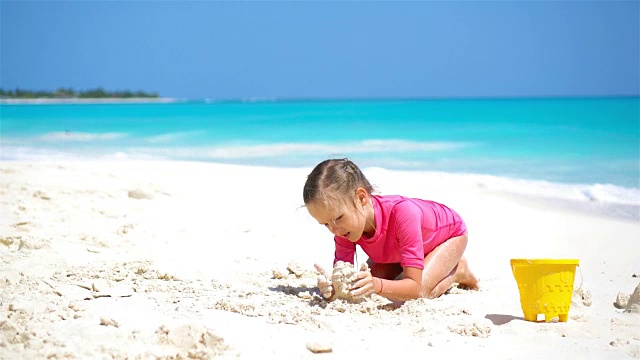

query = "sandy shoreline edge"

[
  {"left": 0, "top": 98, "right": 179, "bottom": 105},
  {"left": 1, "top": 160, "right": 638, "bottom": 359}
]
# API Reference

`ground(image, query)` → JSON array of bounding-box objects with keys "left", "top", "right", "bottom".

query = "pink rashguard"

[{"left": 334, "top": 195, "right": 467, "bottom": 270}]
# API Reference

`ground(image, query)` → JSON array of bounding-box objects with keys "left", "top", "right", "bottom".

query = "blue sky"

[{"left": 1, "top": 1, "right": 638, "bottom": 100}]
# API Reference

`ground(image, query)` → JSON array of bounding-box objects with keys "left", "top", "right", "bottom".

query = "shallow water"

[{"left": 2, "top": 97, "right": 638, "bottom": 207}]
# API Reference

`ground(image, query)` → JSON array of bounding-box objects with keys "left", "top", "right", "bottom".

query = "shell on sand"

[{"left": 305, "top": 339, "right": 332, "bottom": 353}]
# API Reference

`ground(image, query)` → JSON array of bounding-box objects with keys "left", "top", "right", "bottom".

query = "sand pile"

[
  {"left": 331, "top": 261, "right": 370, "bottom": 302},
  {"left": 614, "top": 282, "right": 640, "bottom": 314}
]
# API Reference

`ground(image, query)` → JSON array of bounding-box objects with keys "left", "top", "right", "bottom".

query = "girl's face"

[{"left": 306, "top": 190, "right": 373, "bottom": 242}]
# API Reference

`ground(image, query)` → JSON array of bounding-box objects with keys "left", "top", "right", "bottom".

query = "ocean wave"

[
  {"left": 38, "top": 131, "right": 126, "bottom": 142},
  {"left": 0, "top": 140, "right": 468, "bottom": 162},
  {"left": 364, "top": 167, "right": 640, "bottom": 215},
  {"left": 136, "top": 140, "right": 474, "bottom": 159},
  {"left": 464, "top": 173, "right": 640, "bottom": 206},
  {"left": 476, "top": 177, "right": 640, "bottom": 220},
  {"left": 0, "top": 146, "right": 85, "bottom": 161},
  {"left": 0, "top": 146, "right": 162, "bottom": 161},
  {"left": 143, "top": 131, "right": 205, "bottom": 144}
]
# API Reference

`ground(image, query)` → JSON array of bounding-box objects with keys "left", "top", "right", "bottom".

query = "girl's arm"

[{"left": 375, "top": 267, "right": 422, "bottom": 301}]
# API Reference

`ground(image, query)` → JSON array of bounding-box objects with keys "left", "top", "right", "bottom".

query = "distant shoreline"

[
  {"left": 0, "top": 97, "right": 178, "bottom": 105},
  {"left": 2, "top": 95, "right": 637, "bottom": 105}
]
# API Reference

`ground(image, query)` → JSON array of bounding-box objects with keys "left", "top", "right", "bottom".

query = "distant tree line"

[{"left": 0, "top": 87, "right": 160, "bottom": 99}]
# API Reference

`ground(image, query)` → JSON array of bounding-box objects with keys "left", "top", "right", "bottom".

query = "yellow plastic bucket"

[{"left": 510, "top": 258, "right": 580, "bottom": 322}]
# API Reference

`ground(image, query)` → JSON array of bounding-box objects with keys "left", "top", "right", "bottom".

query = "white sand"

[{"left": 1, "top": 160, "right": 638, "bottom": 359}]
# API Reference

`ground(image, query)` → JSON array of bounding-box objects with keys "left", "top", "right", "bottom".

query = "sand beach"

[{"left": 1, "top": 160, "right": 638, "bottom": 359}]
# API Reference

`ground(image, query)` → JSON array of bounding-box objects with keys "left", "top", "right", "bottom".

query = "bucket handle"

[{"left": 573, "top": 264, "right": 584, "bottom": 294}]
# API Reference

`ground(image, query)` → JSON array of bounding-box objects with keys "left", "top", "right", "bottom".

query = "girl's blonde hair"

[{"left": 303, "top": 158, "right": 374, "bottom": 210}]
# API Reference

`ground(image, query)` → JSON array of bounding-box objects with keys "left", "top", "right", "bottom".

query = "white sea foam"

[
  {"left": 143, "top": 131, "right": 205, "bottom": 144},
  {"left": 132, "top": 140, "right": 474, "bottom": 159},
  {"left": 363, "top": 167, "right": 640, "bottom": 221},
  {"left": 38, "top": 131, "right": 125, "bottom": 142},
  {"left": 463, "top": 173, "right": 639, "bottom": 206},
  {"left": 0, "top": 146, "right": 86, "bottom": 161},
  {"left": 0, "top": 146, "right": 163, "bottom": 162}
]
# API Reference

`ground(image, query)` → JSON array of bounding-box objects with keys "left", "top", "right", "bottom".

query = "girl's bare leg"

[{"left": 421, "top": 234, "right": 479, "bottom": 298}]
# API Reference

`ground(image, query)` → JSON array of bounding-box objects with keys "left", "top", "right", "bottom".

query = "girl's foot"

[{"left": 455, "top": 257, "right": 480, "bottom": 290}]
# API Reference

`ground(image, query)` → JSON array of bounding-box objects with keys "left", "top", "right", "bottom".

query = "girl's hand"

[
  {"left": 350, "top": 263, "right": 379, "bottom": 299},
  {"left": 314, "top": 263, "right": 334, "bottom": 300}
]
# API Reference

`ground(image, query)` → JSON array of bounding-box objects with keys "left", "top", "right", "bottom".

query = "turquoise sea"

[{"left": 1, "top": 97, "right": 638, "bottom": 206}]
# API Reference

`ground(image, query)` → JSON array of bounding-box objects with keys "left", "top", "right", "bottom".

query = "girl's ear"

[{"left": 355, "top": 187, "right": 368, "bottom": 206}]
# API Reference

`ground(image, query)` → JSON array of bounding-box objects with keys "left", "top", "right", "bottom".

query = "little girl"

[{"left": 303, "top": 158, "right": 479, "bottom": 301}]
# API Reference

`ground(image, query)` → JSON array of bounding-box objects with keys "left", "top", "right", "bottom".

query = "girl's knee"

[{"left": 419, "top": 287, "right": 438, "bottom": 299}]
